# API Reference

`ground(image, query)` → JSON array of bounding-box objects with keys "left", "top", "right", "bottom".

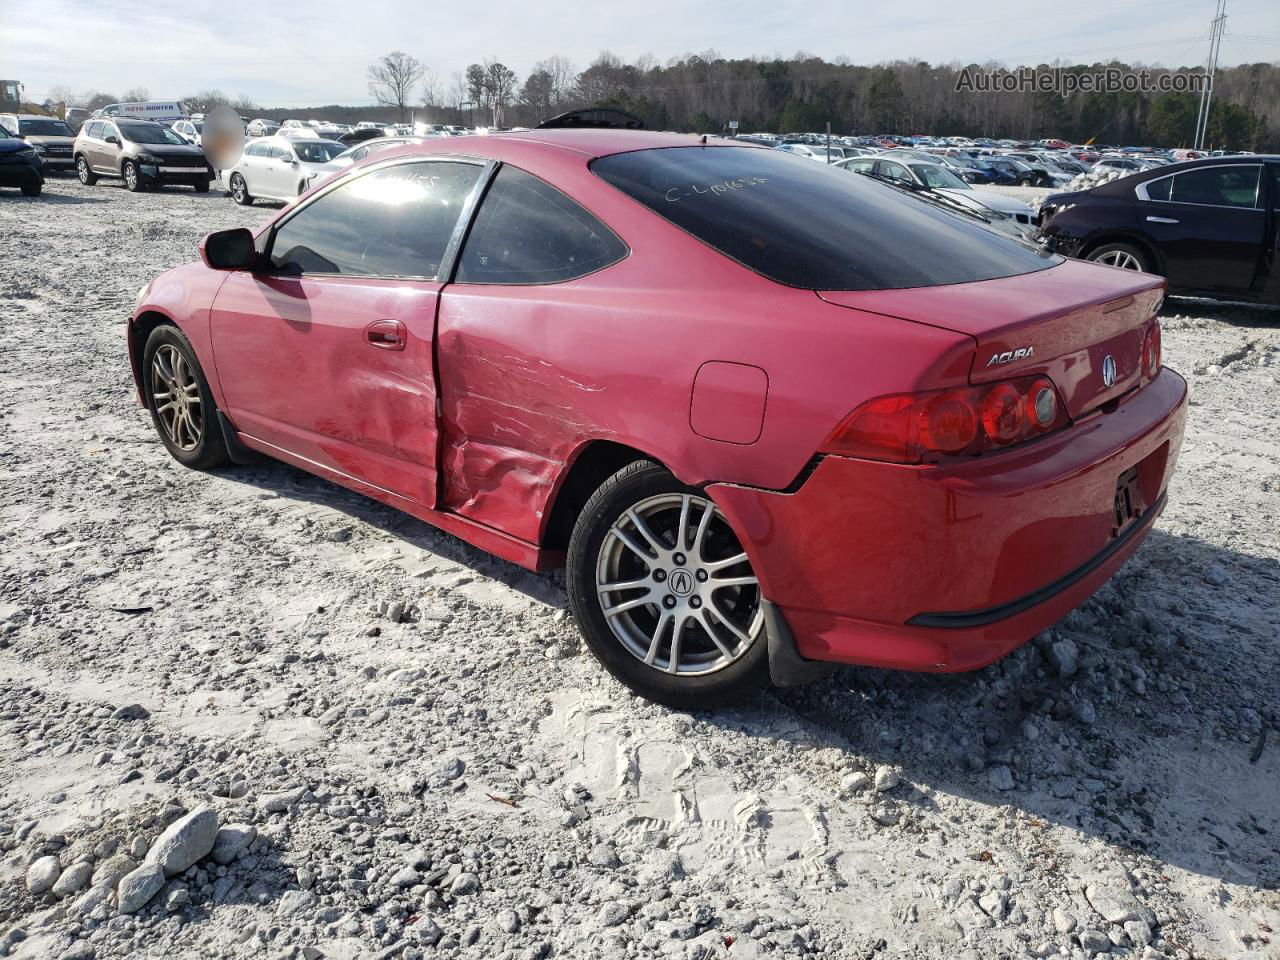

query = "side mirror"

[
  {"left": 200, "top": 228, "right": 257, "bottom": 271},
  {"left": 106, "top": 135, "right": 120, "bottom": 146}
]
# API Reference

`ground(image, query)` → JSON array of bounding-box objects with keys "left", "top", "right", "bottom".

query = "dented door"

[{"left": 209, "top": 272, "right": 444, "bottom": 507}]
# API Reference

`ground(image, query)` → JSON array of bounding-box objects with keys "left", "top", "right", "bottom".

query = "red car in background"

[{"left": 129, "top": 131, "right": 1186, "bottom": 708}]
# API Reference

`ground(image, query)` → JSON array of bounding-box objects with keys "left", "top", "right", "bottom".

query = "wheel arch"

[
  {"left": 540, "top": 440, "right": 675, "bottom": 554},
  {"left": 128, "top": 309, "right": 178, "bottom": 401}
]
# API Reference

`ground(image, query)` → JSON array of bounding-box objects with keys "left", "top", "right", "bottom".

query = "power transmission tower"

[{"left": 1193, "top": 0, "right": 1227, "bottom": 151}]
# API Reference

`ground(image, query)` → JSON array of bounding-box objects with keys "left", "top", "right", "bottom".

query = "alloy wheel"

[
  {"left": 150, "top": 344, "right": 203, "bottom": 451},
  {"left": 231, "top": 176, "right": 246, "bottom": 203},
  {"left": 595, "top": 493, "right": 763, "bottom": 676},
  {"left": 124, "top": 162, "right": 139, "bottom": 191},
  {"left": 1094, "top": 250, "right": 1142, "bottom": 270}
]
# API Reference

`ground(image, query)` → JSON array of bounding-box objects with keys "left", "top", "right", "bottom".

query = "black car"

[
  {"left": 1040, "top": 155, "right": 1280, "bottom": 304},
  {"left": 0, "top": 124, "right": 43, "bottom": 196}
]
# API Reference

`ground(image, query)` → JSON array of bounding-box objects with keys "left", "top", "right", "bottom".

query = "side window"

[
  {"left": 879, "top": 161, "right": 910, "bottom": 183},
  {"left": 1269, "top": 165, "right": 1280, "bottom": 210},
  {"left": 456, "top": 165, "right": 627, "bottom": 285},
  {"left": 269, "top": 160, "right": 481, "bottom": 278},
  {"left": 102, "top": 122, "right": 118, "bottom": 141},
  {"left": 244, "top": 141, "right": 265, "bottom": 158},
  {"left": 1171, "top": 165, "right": 1261, "bottom": 208},
  {"left": 1144, "top": 177, "right": 1172, "bottom": 202}
]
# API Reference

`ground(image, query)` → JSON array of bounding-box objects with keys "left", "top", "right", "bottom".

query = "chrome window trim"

[{"left": 1134, "top": 162, "right": 1263, "bottom": 210}]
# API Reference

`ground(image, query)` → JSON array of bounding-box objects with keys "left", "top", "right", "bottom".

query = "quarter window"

[
  {"left": 1144, "top": 177, "right": 1172, "bottom": 202},
  {"left": 1170, "top": 165, "right": 1261, "bottom": 208},
  {"left": 268, "top": 160, "right": 482, "bottom": 278},
  {"left": 456, "top": 165, "right": 626, "bottom": 284}
]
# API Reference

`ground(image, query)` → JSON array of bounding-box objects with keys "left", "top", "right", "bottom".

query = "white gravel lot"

[{"left": 1, "top": 175, "right": 1278, "bottom": 960}]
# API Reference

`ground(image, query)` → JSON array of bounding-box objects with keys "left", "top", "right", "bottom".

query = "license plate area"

[{"left": 1113, "top": 466, "right": 1142, "bottom": 534}]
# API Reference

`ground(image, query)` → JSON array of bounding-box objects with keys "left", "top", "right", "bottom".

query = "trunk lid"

[{"left": 817, "top": 259, "right": 1163, "bottom": 418}]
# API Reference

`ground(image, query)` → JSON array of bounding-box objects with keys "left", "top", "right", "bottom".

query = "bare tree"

[
  {"left": 535, "top": 55, "right": 577, "bottom": 106},
  {"left": 367, "top": 51, "right": 425, "bottom": 122},
  {"left": 44, "top": 84, "right": 77, "bottom": 108},
  {"left": 420, "top": 67, "right": 441, "bottom": 110},
  {"left": 121, "top": 87, "right": 150, "bottom": 103},
  {"left": 183, "top": 90, "right": 232, "bottom": 114},
  {"left": 449, "top": 71, "right": 470, "bottom": 124}
]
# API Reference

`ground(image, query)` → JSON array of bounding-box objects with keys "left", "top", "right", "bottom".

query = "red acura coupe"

[{"left": 129, "top": 130, "right": 1187, "bottom": 707}]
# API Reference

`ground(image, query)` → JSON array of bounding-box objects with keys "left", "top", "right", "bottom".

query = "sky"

[{"left": 3, "top": 0, "right": 1277, "bottom": 106}]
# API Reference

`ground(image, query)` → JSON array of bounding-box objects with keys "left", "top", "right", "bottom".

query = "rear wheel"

[
  {"left": 142, "top": 326, "right": 230, "bottom": 470},
  {"left": 1086, "top": 242, "right": 1150, "bottom": 273},
  {"left": 76, "top": 156, "right": 97, "bottom": 185},
  {"left": 568, "top": 461, "right": 768, "bottom": 709},
  {"left": 229, "top": 173, "right": 252, "bottom": 206}
]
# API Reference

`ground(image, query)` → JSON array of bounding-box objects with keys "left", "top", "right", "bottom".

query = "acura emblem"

[
  {"left": 668, "top": 570, "right": 694, "bottom": 597},
  {"left": 1102, "top": 354, "right": 1117, "bottom": 387}
]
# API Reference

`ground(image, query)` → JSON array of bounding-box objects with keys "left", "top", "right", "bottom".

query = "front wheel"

[
  {"left": 20, "top": 177, "right": 41, "bottom": 197},
  {"left": 123, "top": 160, "right": 144, "bottom": 192},
  {"left": 567, "top": 461, "right": 768, "bottom": 709},
  {"left": 76, "top": 156, "right": 97, "bottom": 185},
  {"left": 142, "top": 326, "right": 230, "bottom": 470},
  {"left": 193, "top": 179, "right": 210, "bottom": 193}
]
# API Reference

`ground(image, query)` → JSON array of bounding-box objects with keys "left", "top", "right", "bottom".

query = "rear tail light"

[
  {"left": 1142, "top": 323, "right": 1161, "bottom": 379},
  {"left": 822, "top": 376, "right": 1068, "bottom": 464}
]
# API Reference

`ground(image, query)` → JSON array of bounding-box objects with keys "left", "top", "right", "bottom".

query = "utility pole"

[{"left": 1193, "top": 0, "right": 1227, "bottom": 151}]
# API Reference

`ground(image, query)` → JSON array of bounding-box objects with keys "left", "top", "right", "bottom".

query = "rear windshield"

[{"left": 592, "top": 147, "right": 1059, "bottom": 290}]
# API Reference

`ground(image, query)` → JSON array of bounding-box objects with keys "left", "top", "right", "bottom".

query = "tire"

[
  {"left": 76, "top": 156, "right": 97, "bottom": 185},
  {"left": 20, "top": 177, "right": 41, "bottom": 197},
  {"left": 123, "top": 160, "right": 144, "bottom": 192},
  {"left": 193, "top": 180, "right": 210, "bottom": 193},
  {"left": 142, "top": 325, "right": 231, "bottom": 470},
  {"left": 229, "top": 173, "right": 252, "bottom": 206},
  {"left": 567, "top": 460, "right": 769, "bottom": 709},
  {"left": 1017, "top": 175, "right": 1034, "bottom": 187},
  {"left": 1085, "top": 241, "right": 1150, "bottom": 273}
]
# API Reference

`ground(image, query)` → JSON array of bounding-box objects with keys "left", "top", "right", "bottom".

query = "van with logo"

[{"left": 93, "top": 101, "right": 188, "bottom": 123}]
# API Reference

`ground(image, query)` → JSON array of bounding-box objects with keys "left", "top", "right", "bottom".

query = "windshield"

[
  {"left": 592, "top": 146, "right": 1058, "bottom": 291},
  {"left": 19, "top": 118, "right": 75, "bottom": 137},
  {"left": 294, "top": 140, "right": 346, "bottom": 162},
  {"left": 0, "top": 126, "right": 15, "bottom": 140},
  {"left": 911, "top": 163, "right": 968, "bottom": 190},
  {"left": 119, "top": 122, "right": 187, "bottom": 145}
]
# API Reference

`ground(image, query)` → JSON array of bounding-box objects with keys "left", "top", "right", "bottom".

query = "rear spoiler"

[{"left": 536, "top": 108, "right": 645, "bottom": 130}]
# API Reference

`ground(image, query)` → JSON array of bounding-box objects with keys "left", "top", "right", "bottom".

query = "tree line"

[{"left": 43, "top": 51, "right": 1279, "bottom": 150}]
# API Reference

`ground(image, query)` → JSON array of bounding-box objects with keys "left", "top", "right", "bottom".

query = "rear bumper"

[{"left": 711, "top": 367, "right": 1187, "bottom": 672}]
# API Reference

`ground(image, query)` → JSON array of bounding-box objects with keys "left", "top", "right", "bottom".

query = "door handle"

[
  {"left": 364, "top": 319, "right": 406, "bottom": 350},
  {"left": 1146, "top": 216, "right": 1179, "bottom": 224}
]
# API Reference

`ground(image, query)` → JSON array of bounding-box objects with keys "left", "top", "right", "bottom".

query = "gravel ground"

[{"left": 1, "top": 175, "right": 1278, "bottom": 960}]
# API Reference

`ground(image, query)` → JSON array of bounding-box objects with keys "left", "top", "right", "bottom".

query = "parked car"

[
  {"left": 839, "top": 155, "right": 1038, "bottom": 224},
  {"left": 0, "top": 124, "right": 43, "bottom": 195},
  {"left": 999, "top": 152, "right": 1074, "bottom": 187},
  {"left": 0, "top": 113, "right": 76, "bottom": 173},
  {"left": 306, "top": 137, "right": 426, "bottom": 177},
  {"left": 172, "top": 118, "right": 204, "bottom": 147},
  {"left": 1039, "top": 155, "right": 1280, "bottom": 304},
  {"left": 74, "top": 118, "right": 213, "bottom": 192},
  {"left": 776, "top": 143, "right": 843, "bottom": 162},
  {"left": 223, "top": 135, "right": 347, "bottom": 204},
  {"left": 129, "top": 132, "right": 1185, "bottom": 707},
  {"left": 246, "top": 118, "right": 281, "bottom": 138}
]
